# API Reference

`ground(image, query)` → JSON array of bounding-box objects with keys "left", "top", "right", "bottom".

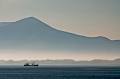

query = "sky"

[{"left": 0, "top": 0, "right": 120, "bottom": 40}]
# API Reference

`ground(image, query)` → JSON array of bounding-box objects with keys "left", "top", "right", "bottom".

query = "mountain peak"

[
  {"left": 20, "top": 17, "right": 41, "bottom": 22},
  {"left": 11, "top": 17, "right": 55, "bottom": 31},
  {"left": 25, "top": 17, "right": 38, "bottom": 20}
]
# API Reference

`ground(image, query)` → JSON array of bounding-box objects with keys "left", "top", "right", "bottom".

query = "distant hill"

[{"left": 0, "top": 59, "right": 120, "bottom": 66}]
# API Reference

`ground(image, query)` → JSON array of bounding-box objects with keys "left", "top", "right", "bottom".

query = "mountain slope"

[{"left": 0, "top": 22, "right": 12, "bottom": 27}]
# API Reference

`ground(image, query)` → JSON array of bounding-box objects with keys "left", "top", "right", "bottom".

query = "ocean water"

[{"left": 0, "top": 66, "right": 120, "bottom": 79}]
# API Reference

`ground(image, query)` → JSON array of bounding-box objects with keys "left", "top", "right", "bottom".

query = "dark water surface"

[{"left": 0, "top": 66, "right": 120, "bottom": 79}]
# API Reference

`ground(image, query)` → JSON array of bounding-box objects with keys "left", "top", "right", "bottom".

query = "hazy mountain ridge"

[{"left": 0, "top": 58, "right": 120, "bottom": 66}]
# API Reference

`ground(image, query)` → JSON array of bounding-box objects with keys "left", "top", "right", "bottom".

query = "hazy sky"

[{"left": 0, "top": 0, "right": 120, "bottom": 40}]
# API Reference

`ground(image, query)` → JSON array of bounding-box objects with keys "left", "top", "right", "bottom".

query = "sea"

[{"left": 0, "top": 66, "right": 120, "bottom": 79}]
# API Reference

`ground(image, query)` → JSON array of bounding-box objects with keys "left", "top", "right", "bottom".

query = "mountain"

[
  {"left": 0, "top": 17, "right": 120, "bottom": 60},
  {"left": 0, "top": 22, "right": 12, "bottom": 27}
]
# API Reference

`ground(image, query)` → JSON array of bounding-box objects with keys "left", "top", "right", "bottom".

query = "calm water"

[{"left": 0, "top": 66, "right": 120, "bottom": 79}]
